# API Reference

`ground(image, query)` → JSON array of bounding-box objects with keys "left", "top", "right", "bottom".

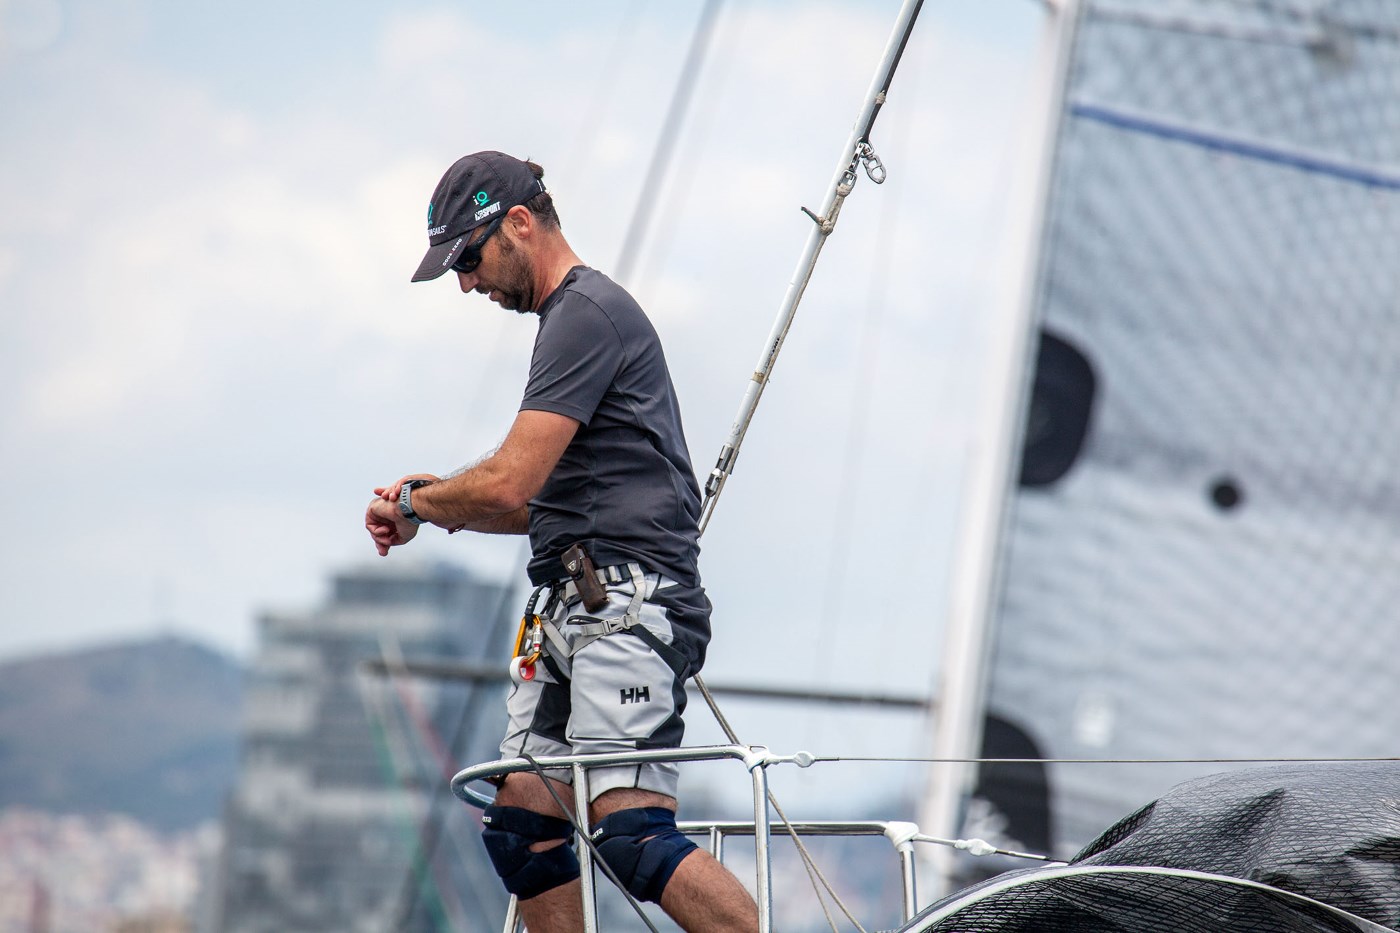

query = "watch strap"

[{"left": 397, "top": 480, "right": 430, "bottom": 525}]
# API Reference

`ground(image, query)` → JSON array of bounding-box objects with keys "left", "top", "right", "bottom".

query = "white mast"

[{"left": 919, "top": 0, "right": 1084, "bottom": 899}]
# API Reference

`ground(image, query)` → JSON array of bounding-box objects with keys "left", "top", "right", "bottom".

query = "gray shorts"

[{"left": 498, "top": 565, "right": 711, "bottom": 801}]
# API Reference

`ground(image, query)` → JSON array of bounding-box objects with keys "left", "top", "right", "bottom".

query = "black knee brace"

[
  {"left": 592, "top": 807, "right": 699, "bottom": 903},
  {"left": 481, "top": 805, "right": 581, "bottom": 900}
]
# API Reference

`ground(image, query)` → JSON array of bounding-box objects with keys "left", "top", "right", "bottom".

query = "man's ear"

[{"left": 506, "top": 203, "right": 533, "bottom": 239}]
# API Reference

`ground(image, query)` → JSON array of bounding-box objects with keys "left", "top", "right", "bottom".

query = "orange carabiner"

[
  {"left": 510, "top": 613, "right": 545, "bottom": 685},
  {"left": 511, "top": 614, "right": 532, "bottom": 658}
]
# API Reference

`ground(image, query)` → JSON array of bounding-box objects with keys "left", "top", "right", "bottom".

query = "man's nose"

[{"left": 456, "top": 269, "right": 478, "bottom": 293}]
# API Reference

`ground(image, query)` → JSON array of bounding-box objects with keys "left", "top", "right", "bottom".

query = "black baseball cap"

[{"left": 411, "top": 151, "right": 547, "bottom": 282}]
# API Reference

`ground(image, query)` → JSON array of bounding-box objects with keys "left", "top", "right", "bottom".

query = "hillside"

[{"left": 0, "top": 635, "right": 245, "bottom": 831}]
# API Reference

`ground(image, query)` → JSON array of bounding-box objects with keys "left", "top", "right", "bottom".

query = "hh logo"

[{"left": 619, "top": 686, "right": 651, "bottom": 704}]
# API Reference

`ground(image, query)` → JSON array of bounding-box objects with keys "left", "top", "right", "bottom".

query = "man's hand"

[{"left": 365, "top": 495, "right": 419, "bottom": 556}]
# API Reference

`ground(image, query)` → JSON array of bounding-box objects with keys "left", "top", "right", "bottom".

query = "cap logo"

[
  {"left": 440, "top": 237, "right": 464, "bottom": 268},
  {"left": 474, "top": 190, "right": 490, "bottom": 206},
  {"left": 473, "top": 201, "right": 500, "bottom": 222}
]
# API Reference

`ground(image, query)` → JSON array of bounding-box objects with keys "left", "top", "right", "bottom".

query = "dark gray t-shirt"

[{"left": 521, "top": 267, "right": 702, "bottom": 587}]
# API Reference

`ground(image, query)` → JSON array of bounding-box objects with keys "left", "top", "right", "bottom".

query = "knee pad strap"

[
  {"left": 592, "top": 807, "right": 699, "bottom": 903},
  {"left": 481, "top": 805, "right": 581, "bottom": 900}
]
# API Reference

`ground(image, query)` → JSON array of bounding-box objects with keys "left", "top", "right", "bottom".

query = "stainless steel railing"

[{"left": 452, "top": 745, "right": 925, "bottom": 932}]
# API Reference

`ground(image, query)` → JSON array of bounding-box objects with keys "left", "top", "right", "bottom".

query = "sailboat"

[{"left": 448, "top": 0, "right": 1400, "bottom": 929}]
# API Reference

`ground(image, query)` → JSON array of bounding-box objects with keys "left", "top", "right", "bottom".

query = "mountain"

[{"left": 0, "top": 635, "right": 245, "bottom": 832}]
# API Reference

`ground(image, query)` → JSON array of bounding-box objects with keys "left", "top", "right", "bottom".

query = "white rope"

[{"left": 693, "top": 675, "right": 868, "bottom": 933}]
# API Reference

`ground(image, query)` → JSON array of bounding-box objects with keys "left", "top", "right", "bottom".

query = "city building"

[{"left": 211, "top": 561, "right": 514, "bottom": 932}]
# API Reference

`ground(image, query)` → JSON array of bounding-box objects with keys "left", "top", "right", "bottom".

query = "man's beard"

[{"left": 491, "top": 234, "right": 534, "bottom": 313}]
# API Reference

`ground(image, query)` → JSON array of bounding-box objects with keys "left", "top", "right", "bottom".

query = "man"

[{"left": 364, "top": 151, "right": 759, "bottom": 932}]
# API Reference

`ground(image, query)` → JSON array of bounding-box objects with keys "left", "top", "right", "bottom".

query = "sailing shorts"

[{"left": 498, "top": 565, "right": 712, "bottom": 801}]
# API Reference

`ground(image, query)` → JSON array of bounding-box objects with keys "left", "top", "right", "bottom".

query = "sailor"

[{"left": 364, "top": 151, "right": 759, "bottom": 932}]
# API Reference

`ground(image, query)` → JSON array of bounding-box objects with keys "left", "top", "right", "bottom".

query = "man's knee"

[
  {"left": 592, "top": 806, "right": 699, "bottom": 903},
  {"left": 481, "top": 805, "right": 581, "bottom": 899}
]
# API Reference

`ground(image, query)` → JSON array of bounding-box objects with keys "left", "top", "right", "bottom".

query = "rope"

[
  {"left": 693, "top": 674, "right": 868, "bottom": 933},
  {"left": 771, "top": 793, "right": 868, "bottom": 933}
]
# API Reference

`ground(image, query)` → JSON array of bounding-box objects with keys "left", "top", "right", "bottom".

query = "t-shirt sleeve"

[{"left": 520, "top": 295, "right": 625, "bottom": 425}]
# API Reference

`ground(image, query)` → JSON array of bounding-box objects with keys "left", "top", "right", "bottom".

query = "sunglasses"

[{"left": 451, "top": 216, "right": 505, "bottom": 274}]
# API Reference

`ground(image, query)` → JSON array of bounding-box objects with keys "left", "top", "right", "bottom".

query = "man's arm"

[
  {"left": 364, "top": 409, "right": 578, "bottom": 554},
  {"left": 415, "top": 409, "right": 578, "bottom": 523},
  {"left": 373, "top": 478, "right": 528, "bottom": 534},
  {"left": 454, "top": 506, "right": 530, "bottom": 535}
]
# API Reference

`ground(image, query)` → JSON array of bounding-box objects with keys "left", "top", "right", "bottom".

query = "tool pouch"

[{"left": 562, "top": 543, "right": 609, "bottom": 613}]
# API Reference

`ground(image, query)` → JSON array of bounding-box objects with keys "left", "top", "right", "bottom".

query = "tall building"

[{"left": 212, "top": 561, "right": 514, "bottom": 932}]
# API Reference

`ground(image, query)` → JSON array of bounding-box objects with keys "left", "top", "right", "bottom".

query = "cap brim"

[{"left": 411, "top": 235, "right": 468, "bottom": 283}]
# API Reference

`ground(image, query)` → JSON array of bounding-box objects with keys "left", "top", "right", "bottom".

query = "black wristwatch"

[{"left": 398, "top": 479, "right": 432, "bottom": 525}]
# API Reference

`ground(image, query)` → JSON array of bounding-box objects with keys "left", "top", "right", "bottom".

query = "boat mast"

[{"left": 920, "top": 0, "right": 1084, "bottom": 899}]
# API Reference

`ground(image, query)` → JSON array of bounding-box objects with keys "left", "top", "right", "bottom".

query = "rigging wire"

[
  {"left": 692, "top": 674, "right": 870, "bottom": 933},
  {"left": 683, "top": 2, "right": 927, "bottom": 928},
  {"left": 813, "top": 754, "right": 1400, "bottom": 765},
  {"left": 520, "top": 753, "right": 664, "bottom": 933},
  {"left": 387, "top": 559, "right": 524, "bottom": 932},
  {"left": 695, "top": 0, "right": 924, "bottom": 535},
  {"left": 378, "top": 629, "right": 458, "bottom": 781},
  {"left": 673, "top": 699, "right": 865, "bottom": 928},
  {"left": 614, "top": 0, "right": 724, "bottom": 287},
  {"left": 629, "top": 0, "right": 740, "bottom": 289},
  {"left": 811, "top": 32, "right": 922, "bottom": 698},
  {"left": 557, "top": 0, "right": 648, "bottom": 187},
  {"left": 356, "top": 667, "right": 465, "bottom": 931}
]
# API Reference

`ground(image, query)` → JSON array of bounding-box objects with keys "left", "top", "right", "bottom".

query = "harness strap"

[
  {"left": 540, "top": 619, "right": 574, "bottom": 660},
  {"left": 541, "top": 563, "right": 656, "bottom": 657}
]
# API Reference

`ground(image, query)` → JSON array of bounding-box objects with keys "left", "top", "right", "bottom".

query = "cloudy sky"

[{"left": 2, "top": 0, "right": 1046, "bottom": 775}]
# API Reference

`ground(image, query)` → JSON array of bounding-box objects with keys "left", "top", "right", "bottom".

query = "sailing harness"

[{"left": 509, "top": 561, "right": 664, "bottom": 685}]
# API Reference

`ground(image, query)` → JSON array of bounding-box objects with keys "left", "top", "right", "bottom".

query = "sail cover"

[
  {"left": 914, "top": 763, "right": 1400, "bottom": 932},
  {"left": 966, "top": 0, "right": 1400, "bottom": 865}
]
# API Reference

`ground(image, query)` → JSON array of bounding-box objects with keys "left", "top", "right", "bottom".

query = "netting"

[
  {"left": 911, "top": 763, "right": 1400, "bottom": 932},
  {"left": 971, "top": 0, "right": 1400, "bottom": 864}
]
